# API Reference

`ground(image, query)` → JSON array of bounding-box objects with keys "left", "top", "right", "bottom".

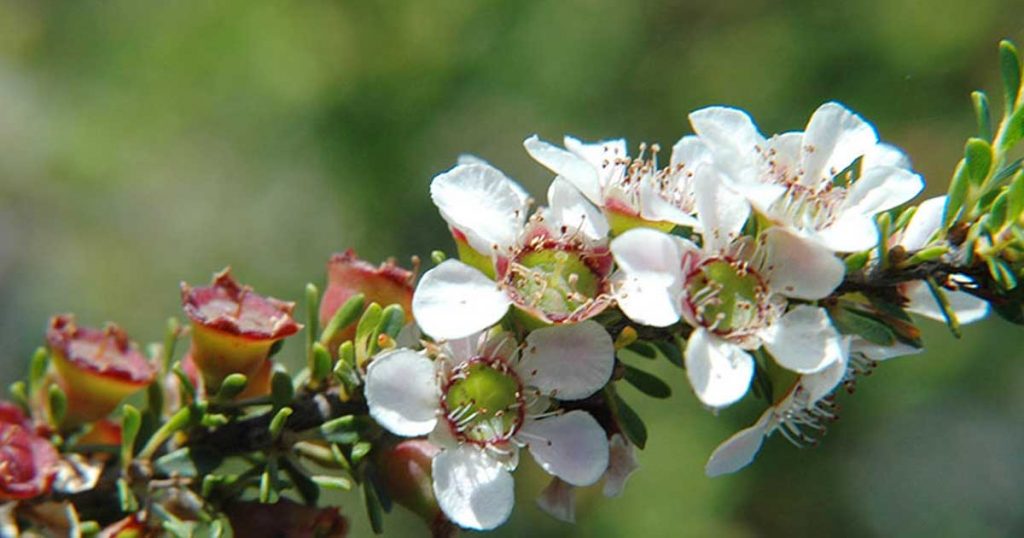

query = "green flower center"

[
  {"left": 685, "top": 257, "right": 770, "bottom": 337},
  {"left": 505, "top": 248, "right": 602, "bottom": 321},
  {"left": 442, "top": 358, "right": 524, "bottom": 445}
]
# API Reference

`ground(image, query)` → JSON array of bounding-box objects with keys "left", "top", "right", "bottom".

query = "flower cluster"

[{"left": 6, "top": 39, "right": 1024, "bottom": 536}]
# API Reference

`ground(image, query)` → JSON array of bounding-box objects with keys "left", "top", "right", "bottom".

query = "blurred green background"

[{"left": 1, "top": 0, "right": 1023, "bottom": 536}]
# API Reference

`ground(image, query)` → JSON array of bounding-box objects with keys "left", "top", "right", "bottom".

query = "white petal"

[
  {"left": 413, "top": 260, "right": 511, "bottom": 340},
  {"left": 602, "top": 434, "right": 639, "bottom": 497},
  {"left": 693, "top": 165, "right": 750, "bottom": 252},
  {"left": 669, "top": 135, "right": 711, "bottom": 169},
  {"left": 688, "top": 106, "right": 766, "bottom": 184},
  {"left": 522, "top": 411, "right": 609, "bottom": 487},
  {"left": 762, "top": 227, "right": 844, "bottom": 300},
  {"left": 431, "top": 163, "right": 528, "bottom": 253},
  {"left": 684, "top": 328, "right": 754, "bottom": 408},
  {"left": 524, "top": 135, "right": 602, "bottom": 205},
  {"left": 842, "top": 165, "right": 923, "bottom": 217},
  {"left": 766, "top": 132, "right": 804, "bottom": 174},
  {"left": 536, "top": 478, "right": 576, "bottom": 524},
  {"left": 365, "top": 349, "right": 439, "bottom": 436},
  {"left": 816, "top": 213, "right": 879, "bottom": 252},
  {"left": 851, "top": 338, "right": 922, "bottom": 361},
  {"left": 762, "top": 305, "right": 843, "bottom": 374},
  {"left": 800, "top": 102, "right": 878, "bottom": 187},
  {"left": 899, "top": 195, "right": 946, "bottom": 250},
  {"left": 546, "top": 177, "right": 610, "bottom": 241},
  {"left": 564, "top": 135, "right": 629, "bottom": 189},
  {"left": 863, "top": 142, "right": 911, "bottom": 169},
  {"left": 638, "top": 174, "right": 700, "bottom": 227},
  {"left": 799, "top": 337, "right": 850, "bottom": 401},
  {"left": 610, "top": 228, "right": 687, "bottom": 326},
  {"left": 705, "top": 410, "right": 771, "bottom": 477},
  {"left": 903, "top": 281, "right": 990, "bottom": 325},
  {"left": 518, "top": 320, "right": 614, "bottom": 400},
  {"left": 432, "top": 445, "right": 514, "bottom": 531}
]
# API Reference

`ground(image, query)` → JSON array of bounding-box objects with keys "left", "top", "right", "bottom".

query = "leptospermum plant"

[{"left": 3, "top": 41, "right": 1024, "bottom": 537}]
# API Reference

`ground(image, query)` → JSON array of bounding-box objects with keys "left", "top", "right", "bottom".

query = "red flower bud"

[
  {"left": 0, "top": 408, "right": 60, "bottom": 501},
  {"left": 98, "top": 513, "right": 149, "bottom": 538},
  {"left": 224, "top": 499, "right": 348, "bottom": 538},
  {"left": 375, "top": 439, "right": 456, "bottom": 537},
  {"left": 46, "top": 315, "right": 156, "bottom": 426},
  {"left": 319, "top": 250, "right": 415, "bottom": 348},
  {"left": 181, "top": 268, "right": 301, "bottom": 394},
  {"left": 78, "top": 419, "right": 122, "bottom": 447}
]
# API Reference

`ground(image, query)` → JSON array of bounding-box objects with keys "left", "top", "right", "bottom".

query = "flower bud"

[
  {"left": 97, "top": 513, "right": 149, "bottom": 538},
  {"left": 319, "top": 250, "right": 415, "bottom": 350},
  {"left": 77, "top": 419, "right": 122, "bottom": 447},
  {"left": 224, "top": 499, "right": 348, "bottom": 537},
  {"left": 46, "top": 315, "right": 156, "bottom": 426},
  {"left": 375, "top": 439, "right": 455, "bottom": 536},
  {"left": 181, "top": 269, "right": 301, "bottom": 394},
  {"left": 0, "top": 406, "right": 60, "bottom": 501}
]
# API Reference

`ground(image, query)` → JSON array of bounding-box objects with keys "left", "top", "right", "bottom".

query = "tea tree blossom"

[
  {"left": 611, "top": 174, "right": 846, "bottom": 407},
  {"left": 364, "top": 322, "right": 613, "bottom": 530},
  {"left": 414, "top": 161, "right": 613, "bottom": 339},
  {"left": 689, "top": 102, "right": 924, "bottom": 252},
  {"left": 524, "top": 134, "right": 711, "bottom": 233}
]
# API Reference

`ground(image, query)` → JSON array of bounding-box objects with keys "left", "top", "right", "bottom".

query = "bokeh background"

[{"left": 2, "top": 1, "right": 1023, "bottom": 536}]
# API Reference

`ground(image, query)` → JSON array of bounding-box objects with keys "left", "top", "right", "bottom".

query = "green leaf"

[
  {"left": 925, "top": 278, "right": 962, "bottom": 338},
  {"left": 163, "top": 317, "right": 182, "bottom": 372},
  {"left": 117, "top": 478, "right": 138, "bottom": 512},
  {"left": 259, "top": 466, "right": 278, "bottom": 503},
  {"left": 1006, "top": 170, "right": 1024, "bottom": 225},
  {"left": 828, "top": 306, "right": 896, "bottom": 346},
  {"left": 306, "top": 283, "right": 321, "bottom": 373},
  {"left": 965, "top": 138, "right": 994, "bottom": 185},
  {"left": 8, "top": 381, "right": 28, "bottom": 411},
  {"left": 622, "top": 364, "right": 672, "bottom": 398},
  {"left": 28, "top": 347, "right": 48, "bottom": 393},
  {"left": 121, "top": 405, "right": 142, "bottom": 469},
  {"left": 986, "top": 190, "right": 1009, "bottom": 233},
  {"left": 320, "top": 415, "right": 369, "bottom": 445},
  {"left": 351, "top": 441, "right": 372, "bottom": 466},
  {"left": 172, "top": 361, "right": 196, "bottom": 403},
  {"left": 312, "top": 475, "right": 353, "bottom": 490},
  {"left": 999, "top": 40, "right": 1021, "bottom": 111},
  {"left": 154, "top": 447, "right": 224, "bottom": 478},
  {"left": 379, "top": 304, "right": 406, "bottom": 339},
  {"left": 311, "top": 343, "right": 332, "bottom": 384},
  {"left": 215, "top": 373, "right": 248, "bottom": 401},
  {"left": 972, "top": 90, "right": 993, "bottom": 140},
  {"left": 363, "top": 479, "right": 386, "bottom": 534},
  {"left": 625, "top": 340, "right": 657, "bottom": 358},
  {"left": 320, "top": 293, "right": 365, "bottom": 346},
  {"left": 268, "top": 407, "right": 293, "bottom": 441},
  {"left": 905, "top": 245, "right": 948, "bottom": 265},
  {"left": 608, "top": 389, "right": 647, "bottom": 449},
  {"left": 945, "top": 161, "right": 970, "bottom": 228},
  {"left": 1003, "top": 106, "right": 1024, "bottom": 152},
  {"left": 653, "top": 340, "right": 684, "bottom": 369},
  {"left": 48, "top": 384, "right": 67, "bottom": 426},
  {"left": 987, "top": 257, "right": 1018, "bottom": 290},
  {"left": 270, "top": 370, "right": 294, "bottom": 408},
  {"left": 280, "top": 457, "right": 320, "bottom": 506},
  {"left": 355, "top": 303, "right": 384, "bottom": 345}
]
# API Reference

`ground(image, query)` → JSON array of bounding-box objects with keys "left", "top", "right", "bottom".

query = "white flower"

[
  {"left": 364, "top": 322, "right": 613, "bottom": 530},
  {"left": 705, "top": 340, "right": 849, "bottom": 477},
  {"left": 892, "top": 195, "right": 989, "bottom": 324},
  {"left": 535, "top": 432, "right": 639, "bottom": 523},
  {"left": 689, "top": 102, "right": 924, "bottom": 252},
  {"left": 414, "top": 161, "right": 614, "bottom": 340},
  {"left": 524, "top": 134, "right": 711, "bottom": 232},
  {"left": 611, "top": 173, "right": 846, "bottom": 407}
]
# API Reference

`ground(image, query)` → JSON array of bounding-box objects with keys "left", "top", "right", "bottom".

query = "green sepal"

[
  {"left": 621, "top": 364, "right": 672, "bottom": 399},
  {"left": 964, "top": 137, "right": 994, "bottom": 186},
  {"left": 320, "top": 293, "right": 366, "bottom": 346}
]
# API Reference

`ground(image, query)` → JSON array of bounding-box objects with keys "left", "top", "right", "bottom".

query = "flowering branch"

[{"left": 3, "top": 40, "right": 1024, "bottom": 538}]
